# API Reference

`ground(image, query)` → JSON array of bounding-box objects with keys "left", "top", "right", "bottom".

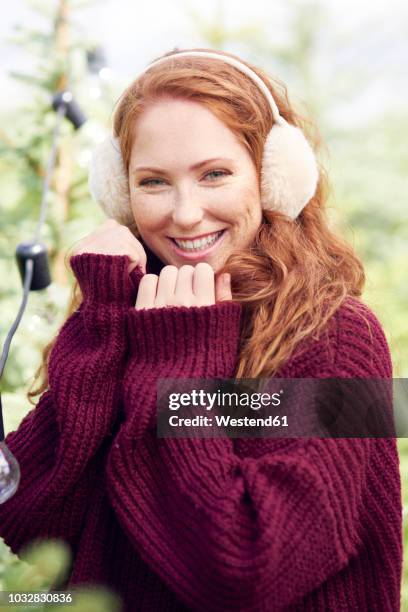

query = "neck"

[{"left": 141, "top": 240, "right": 166, "bottom": 275}]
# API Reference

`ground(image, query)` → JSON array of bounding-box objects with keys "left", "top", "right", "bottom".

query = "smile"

[{"left": 168, "top": 229, "right": 226, "bottom": 259}]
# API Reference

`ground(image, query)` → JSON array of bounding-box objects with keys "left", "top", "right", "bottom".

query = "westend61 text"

[{"left": 168, "top": 415, "right": 288, "bottom": 427}]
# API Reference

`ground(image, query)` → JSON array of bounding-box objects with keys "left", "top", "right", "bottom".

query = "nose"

[{"left": 171, "top": 187, "right": 204, "bottom": 228}]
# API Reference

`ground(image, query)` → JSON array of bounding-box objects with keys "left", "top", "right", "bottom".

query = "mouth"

[{"left": 167, "top": 229, "right": 226, "bottom": 260}]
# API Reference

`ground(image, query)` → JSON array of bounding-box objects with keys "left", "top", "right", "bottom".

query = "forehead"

[{"left": 129, "top": 98, "right": 247, "bottom": 167}]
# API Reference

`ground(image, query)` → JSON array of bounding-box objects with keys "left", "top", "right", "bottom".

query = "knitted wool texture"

[{"left": 0, "top": 254, "right": 402, "bottom": 612}]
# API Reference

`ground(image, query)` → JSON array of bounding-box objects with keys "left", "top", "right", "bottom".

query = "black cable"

[
  {"left": 0, "top": 101, "right": 68, "bottom": 442},
  {"left": 0, "top": 92, "right": 86, "bottom": 507}
]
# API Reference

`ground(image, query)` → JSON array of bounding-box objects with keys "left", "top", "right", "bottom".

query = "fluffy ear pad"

[
  {"left": 261, "top": 122, "right": 319, "bottom": 219},
  {"left": 88, "top": 136, "right": 133, "bottom": 226}
]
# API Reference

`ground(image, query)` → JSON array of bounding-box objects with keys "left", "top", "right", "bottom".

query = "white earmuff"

[{"left": 88, "top": 135, "right": 134, "bottom": 227}]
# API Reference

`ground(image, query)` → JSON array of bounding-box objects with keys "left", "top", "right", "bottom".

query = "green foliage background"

[{"left": 0, "top": 1, "right": 407, "bottom": 610}]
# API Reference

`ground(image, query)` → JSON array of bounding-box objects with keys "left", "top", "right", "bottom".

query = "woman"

[{"left": 0, "top": 48, "right": 402, "bottom": 611}]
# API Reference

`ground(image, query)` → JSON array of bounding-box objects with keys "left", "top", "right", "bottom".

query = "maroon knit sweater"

[{"left": 0, "top": 254, "right": 402, "bottom": 611}]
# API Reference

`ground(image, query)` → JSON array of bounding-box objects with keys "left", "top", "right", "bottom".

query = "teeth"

[{"left": 174, "top": 231, "right": 222, "bottom": 251}]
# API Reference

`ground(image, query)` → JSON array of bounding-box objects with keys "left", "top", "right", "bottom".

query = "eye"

[
  {"left": 204, "top": 169, "right": 230, "bottom": 181},
  {"left": 138, "top": 169, "right": 231, "bottom": 188},
  {"left": 139, "top": 178, "right": 167, "bottom": 188}
]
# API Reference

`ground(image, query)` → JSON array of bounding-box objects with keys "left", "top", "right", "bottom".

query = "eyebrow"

[{"left": 132, "top": 158, "right": 235, "bottom": 175}]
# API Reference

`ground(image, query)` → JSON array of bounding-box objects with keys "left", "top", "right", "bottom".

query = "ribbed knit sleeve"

[
  {"left": 0, "top": 254, "right": 143, "bottom": 556},
  {"left": 106, "top": 298, "right": 402, "bottom": 612}
]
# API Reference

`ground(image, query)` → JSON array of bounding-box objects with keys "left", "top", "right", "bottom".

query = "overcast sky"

[{"left": 1, "top": 0, "right": 407, "bottom": 121}]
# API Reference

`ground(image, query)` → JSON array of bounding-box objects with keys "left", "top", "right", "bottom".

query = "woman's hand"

[
  {"left": 135, "top": 263, "right": 232, "bottom": 309},
  {"left": 70, "top": 218, "right": 147, "bottom": 274}
]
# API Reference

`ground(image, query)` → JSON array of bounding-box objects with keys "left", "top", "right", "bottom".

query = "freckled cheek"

[
  {"left": 206, "top": 184, "right": 253, "bottom": 218},
  {"left": 222, "top": 185, "right": 261, "bottom": 225},
  {"left": 130, "top": 194, "right": 171, "bottom": 231}
]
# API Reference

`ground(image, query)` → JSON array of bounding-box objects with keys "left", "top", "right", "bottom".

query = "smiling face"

[{"left": 128, "top": 97, "right": 262, "bottom": 274}]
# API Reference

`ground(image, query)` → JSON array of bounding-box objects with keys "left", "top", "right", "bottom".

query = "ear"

[{"left": 215, "top": 273, "right": 232, "bottom": 302}]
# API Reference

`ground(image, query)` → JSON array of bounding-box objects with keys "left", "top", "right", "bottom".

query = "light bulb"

[{"left": 0, "top": 441, "right": 20, "bottom": 504}]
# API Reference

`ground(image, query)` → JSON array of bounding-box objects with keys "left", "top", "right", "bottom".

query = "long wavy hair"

[{"left": 28, "top": 47, "right": 365, "bottom": 403}]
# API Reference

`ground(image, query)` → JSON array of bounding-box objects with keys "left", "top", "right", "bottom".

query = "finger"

[
  {"left": 134, "top": 242, "right": 147, "bottom": 273},
  {"left": 135, "top": 274, "right": 158, "bottom": 310},
  {"left": 174, "top": 265, "right": 195, "bottom": 305},
  {"left": 128, "top": 260, "right": 142, "bottom": 274},
  {"left": 155, "top": 266, "right": 178, "bottom": 307},
  {"left": 85, "top": 218, "right": 121, "bottom": 240},
  {"left": 215, "top": 273, "right": 232, "bottom": 303},
  {"left": 193, "top": 263, "right": 215, "bottom": 306},
  {"left": 126, "top": 251, "right": 147, "bottom": 274}
]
